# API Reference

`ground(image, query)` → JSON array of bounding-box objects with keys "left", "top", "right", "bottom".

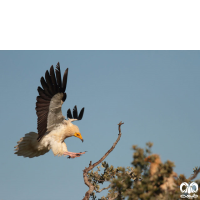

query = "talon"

[{"left": 64, "top": 151, "right": 86, "bottom": 158}]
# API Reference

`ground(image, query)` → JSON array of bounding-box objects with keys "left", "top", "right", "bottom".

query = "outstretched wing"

[
  {"left": 67, "top": 105, "right": 84, "bottom": 120},
  {"left": 36, "top": 62, "right": 68, "bottom": 141}
]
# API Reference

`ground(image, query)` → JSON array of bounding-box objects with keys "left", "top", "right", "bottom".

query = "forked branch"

[{"left": 82, "top": 121, "right": 124, "bottom": 200}]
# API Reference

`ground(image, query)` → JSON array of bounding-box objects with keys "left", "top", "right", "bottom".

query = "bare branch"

[{"left": 82, "top": 121, "right": 124, "bottom": 200}]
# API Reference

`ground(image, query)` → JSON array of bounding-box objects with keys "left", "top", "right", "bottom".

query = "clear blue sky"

[{"left": 0, "top": 51, "right": 200, "bottom": 200}]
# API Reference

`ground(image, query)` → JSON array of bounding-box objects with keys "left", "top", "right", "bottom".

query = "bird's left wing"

[
  {"left": 36, "top": 62, "right": 68, "bottom": 141},
  {"left": 67, "top": 105, "right": 84, "bottom": 120}
]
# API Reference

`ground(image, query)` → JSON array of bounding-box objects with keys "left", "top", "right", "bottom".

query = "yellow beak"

[{"left": 74, "top": 132, "right": 84, "bottom": 142}]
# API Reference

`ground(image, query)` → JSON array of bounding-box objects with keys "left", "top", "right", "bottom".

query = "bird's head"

[
  {"left": 66, "top": 119, "right": 84, "bottom": 142},
  {"left": 71, "top": 123, "right": 83, "bottom": 142}
]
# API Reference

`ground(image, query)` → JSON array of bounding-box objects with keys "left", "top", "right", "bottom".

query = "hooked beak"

[{"left": 74, "top": 132, "right": 84, "bottom": 142}]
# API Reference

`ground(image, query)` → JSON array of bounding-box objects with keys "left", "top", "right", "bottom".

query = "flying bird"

[{"left": 14, "top": 62, "right": 85, "bottom": 158}]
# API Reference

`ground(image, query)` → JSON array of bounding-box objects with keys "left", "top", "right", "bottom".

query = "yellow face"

[{"left": 74, "top": 132, "right": 83, "bottom": 142}]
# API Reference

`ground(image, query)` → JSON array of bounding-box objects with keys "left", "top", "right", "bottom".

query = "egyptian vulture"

[
  {"left": 144, "top": 154, "right": 177, "bottom": 191},
  {"left": 14, "top": 62, "right": 85, "bottom": 158}
]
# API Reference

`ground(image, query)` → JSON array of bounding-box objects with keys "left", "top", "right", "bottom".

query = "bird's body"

[{"left": 14, "top": 63, "right": 85, "bottom": 158}]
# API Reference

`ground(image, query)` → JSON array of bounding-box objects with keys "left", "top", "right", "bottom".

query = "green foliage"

[{"left": 88, "top": 142, "right": 200, "bottom": 200}]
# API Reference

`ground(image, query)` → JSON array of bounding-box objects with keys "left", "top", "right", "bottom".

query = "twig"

[
  {"left": 82, "top": 121, "right": 124, "bottom": 200},
  {"left": 188, "top": 167, "right": 200, "bottom": 181},
  {"left": 94, "top": 184, "right": 112, "bottom": 193}
]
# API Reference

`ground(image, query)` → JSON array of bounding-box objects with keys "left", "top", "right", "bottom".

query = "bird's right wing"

[{"left": 36, "top": 62, "right": 68, "bottom": 141}]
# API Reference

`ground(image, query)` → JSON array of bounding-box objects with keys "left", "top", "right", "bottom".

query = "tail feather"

[{"left": 14, "top": 132, "right": 49, "bottom": 158}]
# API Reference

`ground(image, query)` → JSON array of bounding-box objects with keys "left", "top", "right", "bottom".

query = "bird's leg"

[{"left": 63, "top": 151, "right": 86, "bottom": 158}]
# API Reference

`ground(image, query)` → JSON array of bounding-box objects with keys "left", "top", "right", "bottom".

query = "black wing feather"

[
  {"left": 37, "top": 87, "right": 51, "bottom": 101},
  {"left": 62, "top": 68, "right": 68, "bottom": 92},
  {"left": 73, "top": 105, "right": 78, "bottom": 119},
  {"left": 45, "top": 70, "right": 54, "bottom": 95},
  {"left": 50, "top": 65, "right": 58, "bottom": 93},
  {"left": 40, "top": 77, "right": 52, "bottom": 97},
  {"left": 62, "top": 93, "right": 67, "bottom": 102},
  {"left": 78, "top": 107, "right": 85, "bottom": 120},
  {"left": 67, "top": 109, "right": 73, "bottom": 119},
  {"left": 55, "top": 63, "right": 62, "bottom": 92}
]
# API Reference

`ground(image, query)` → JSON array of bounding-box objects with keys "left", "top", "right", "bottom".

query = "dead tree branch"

[{"left": 82, "top": 121, "right": 124, "bottom": 200}]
